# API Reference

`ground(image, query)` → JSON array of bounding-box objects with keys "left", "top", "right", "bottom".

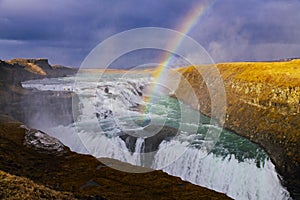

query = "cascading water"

[
  {"left": 153, "top": 140, "right": 290, "bottom": 200},
  {"left": 22, "top": 71, "right": 291, "bottom": 200}
]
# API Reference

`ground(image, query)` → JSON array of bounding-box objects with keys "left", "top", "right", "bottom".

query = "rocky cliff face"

[
  {"left": 175, "top": 59, "right": 300, "bottom": 198},
  {"left": 1, "top": 58, "right": 76, "bottom": 85},
  {"left": 0, "top": 58, "right": 77, "bottom": 126}
]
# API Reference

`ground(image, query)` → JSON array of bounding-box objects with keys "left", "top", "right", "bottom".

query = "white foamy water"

[{"left": 153, "top": 140, "right": 290, "bottom": 200}]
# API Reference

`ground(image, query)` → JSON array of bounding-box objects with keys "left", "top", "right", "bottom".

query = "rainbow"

[{"left": 149, "top": 0, "right": 217, "bottom": 100}]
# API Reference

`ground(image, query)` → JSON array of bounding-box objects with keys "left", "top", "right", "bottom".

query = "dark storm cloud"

[
  {"left": 0, "top": 0, "right": 200, "bottom": 66},
  {"left": 190, "top": 0, "right": 300, "bottom": 62},
  {"left": 0, "top": 0, "right": 194, "bottom": 41},
  {"left": 0, "top": 0, "right": 299, "bottom": 67}
]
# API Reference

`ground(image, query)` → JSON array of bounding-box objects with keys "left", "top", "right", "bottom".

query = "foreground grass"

[{"left": 0, "top": 170, "right": 76, "bottom": 200}]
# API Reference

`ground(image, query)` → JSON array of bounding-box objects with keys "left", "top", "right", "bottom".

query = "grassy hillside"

[
  {"left": 217, "top": 59, "right": 300, "bottom": 87},
  {"left": 0, "top": 170, "right": 76, "bottom": 200}
]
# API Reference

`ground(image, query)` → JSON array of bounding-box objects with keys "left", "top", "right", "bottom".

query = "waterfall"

[
  {"left": 22, "top": 72, "right": 291, "bottom": 200},
  {"left": 152, "top": 140, "right": 290, "bottom": 200}
]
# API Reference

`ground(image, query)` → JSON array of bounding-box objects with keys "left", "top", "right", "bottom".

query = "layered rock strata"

[{"left": 174, "top": 59, "right": 300, "bottom": 198}]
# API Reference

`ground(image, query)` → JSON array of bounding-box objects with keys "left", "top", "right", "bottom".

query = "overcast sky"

[{"left": 0, "top": 0, "right": 299, "bottom": 68}]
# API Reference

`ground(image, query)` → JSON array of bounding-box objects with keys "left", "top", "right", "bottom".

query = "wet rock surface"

[
  {"left": 120, "top": 125, "right": 178, "bottom": 153},
  {"left": 23, "top": 126, "right": 67, "bottom": 155}
]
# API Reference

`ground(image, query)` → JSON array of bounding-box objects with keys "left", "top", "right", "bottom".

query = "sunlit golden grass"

[
  {"left": 217, "top": 59, "right": 300, "bottom": 87},
  {"left": 26, "top": 63, "right": 47, "bottom": 75},
  {"left": 0, "top": 170, "right": 76, "bottom": 200},
  {"left": 176, "top": 59, "right": 300, "bottom": 87},
  {"left": 7, "top": 59, "right": 47, "bottom": 76}
]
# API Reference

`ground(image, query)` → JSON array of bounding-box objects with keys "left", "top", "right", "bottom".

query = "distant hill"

[{"left": 0, "top": 58, "right": 77, "bottom": 126}]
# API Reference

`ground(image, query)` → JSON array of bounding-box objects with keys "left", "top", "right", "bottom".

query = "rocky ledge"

[{"left": 174, "top": 59, "right": 300, "bottom": 198}]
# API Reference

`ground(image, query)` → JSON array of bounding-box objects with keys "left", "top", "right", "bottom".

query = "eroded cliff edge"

[{"left": 175, "top": 59, "right": 300, "bottom": 198}]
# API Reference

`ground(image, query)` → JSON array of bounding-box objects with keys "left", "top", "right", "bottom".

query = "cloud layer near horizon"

[{"left": 0, "top": 0, "right": 299, "bottom": 67}]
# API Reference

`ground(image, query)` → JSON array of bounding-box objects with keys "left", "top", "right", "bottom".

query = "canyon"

[
  {"left": 0, "top": 58, "right": 231, "bottom": 199},
  {"left": 175, "top": 59, "right": 300, "bottom": 198}
]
